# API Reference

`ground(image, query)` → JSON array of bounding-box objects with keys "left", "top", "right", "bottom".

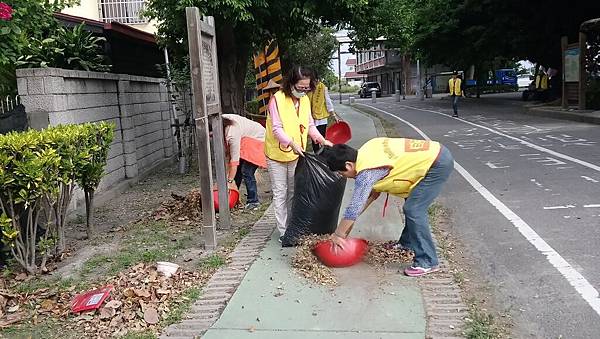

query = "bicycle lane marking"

[{"left": 357, "top": 103, "right": 600, "bottom": 317}]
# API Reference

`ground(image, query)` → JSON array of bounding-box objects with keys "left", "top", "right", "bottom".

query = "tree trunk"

[
  {"left": 84, "top": 190, "right": 95, "bottom": 238},
  {"left": 215, "top": 19, "right": 250, "bottom": 115}
]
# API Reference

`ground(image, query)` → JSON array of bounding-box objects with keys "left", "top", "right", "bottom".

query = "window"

[{"left": 99, "top": 0, "right": 147, "bottom": 24}]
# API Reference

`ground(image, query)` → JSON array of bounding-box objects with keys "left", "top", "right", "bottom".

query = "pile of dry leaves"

[
  {"left": 365, "top": 241, "right": 414, "bottom": 266},
  {"left": 291, "top": 235, "right": 338, "bottom": 287},
  {"left": 0, "top": 263, "right": 212, "bottom": 337},
  {"left": 153, "top": 189, "right": 202, "bottom": 222}
]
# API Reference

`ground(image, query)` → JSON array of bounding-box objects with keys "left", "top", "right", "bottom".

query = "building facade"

[
  {"left": 61, "top": 0, "right": 157, "bottom": 34},
  {"left": 356, "top": 40, "right": 450, "bottom": 95}
]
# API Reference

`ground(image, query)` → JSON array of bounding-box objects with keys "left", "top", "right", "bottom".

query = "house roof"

[
  {"left": 346, "top": 59, "right": 357, "bottom": 66},
  {"left": 344, "top": 71, "right": 364, "bottom": 79},
  {"left": 54, "top": 12, "right": 156, "bottom": 44}
]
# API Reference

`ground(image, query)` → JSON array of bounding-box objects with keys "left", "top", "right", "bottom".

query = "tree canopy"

[{"left": 145, "top": 0, "right": 371, "bottom": 113}]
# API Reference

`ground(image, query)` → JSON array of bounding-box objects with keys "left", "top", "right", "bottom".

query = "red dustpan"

[
  {"left": 213, "top": 188, "right": 240, "bottom": 212},
  {"left": 313, "top": 237, "right": 368, "bottom": 267},
  {"left": 326, "top": 121, "right": 352, "bottom": 145}
]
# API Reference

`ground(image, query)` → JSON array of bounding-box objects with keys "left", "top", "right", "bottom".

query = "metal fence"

[
  {"left": 1, "top": 95, "right": 20, "bottom": 115},
  {"left": 99, "top": 0, "right": 147, "bottom": 24}
]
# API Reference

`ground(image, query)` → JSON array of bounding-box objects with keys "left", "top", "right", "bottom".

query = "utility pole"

[
  {"left": 338, "top": 44, "right": 342, "bottom": 104},
  {"left": 416, "top": 59, "right": 421, "bottom": 99}
]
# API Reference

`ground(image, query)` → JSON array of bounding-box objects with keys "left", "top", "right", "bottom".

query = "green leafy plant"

[
  {"left": 0, "top": 0, "right": 77, "bottom": 96},
  {"left": 16, "top": 23, "right": 110, "bottom": 72},
  {"left": 75, "top": 123, "right": 115, "bottom": 238},
  {"left": 0, "top": 122, "right": 114, "bottom": 274}
]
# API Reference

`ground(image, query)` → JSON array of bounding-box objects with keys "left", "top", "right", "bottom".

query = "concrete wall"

[{"left": 16, "top": 68, "right": 184, "bottom": 208}]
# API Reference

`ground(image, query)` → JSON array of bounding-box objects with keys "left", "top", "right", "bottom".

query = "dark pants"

[
  {"left": 451, "top": 95, "right": 459, "bottom": 114},
  {"left": 234, "top": 160, "right": 259, "bottom": 204},
  {"left": 312, "top": 124, "right": 328, "bottom": 152}
]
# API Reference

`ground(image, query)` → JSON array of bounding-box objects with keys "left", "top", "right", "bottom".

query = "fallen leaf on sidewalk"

[
  {"left": 99, "top": 307, "right": 116, "bottom": 320},
  {"left": 291, "top": 235, "right": 338, "bottom": 287},
  {"left": 143, "top": 307, "right": 159, "bottom": 324}
]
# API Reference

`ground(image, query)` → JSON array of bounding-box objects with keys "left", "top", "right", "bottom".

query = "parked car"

[
  {"left": 358, "top": 82, "right": 382, "bottom": 98},
  {"left": 518, "top": 74, "right": 533, "bottom": 89}
]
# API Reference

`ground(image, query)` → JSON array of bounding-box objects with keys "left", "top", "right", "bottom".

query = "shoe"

[
  {"left": 278, "top": 236, "right": 283, "bottom": 243},
  {"left": 452, "top": 113, "right": 458, "bottom": 117},
  {"left": 244, "top": 202, "right": 260, "bottom": 210},
  {"left": 404, "top": 266, "right": 439, "bottom": 277}
]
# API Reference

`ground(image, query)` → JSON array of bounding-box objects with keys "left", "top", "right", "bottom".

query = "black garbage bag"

[{"left": 281, "top": 153, "right": 346, "bottom": 247}]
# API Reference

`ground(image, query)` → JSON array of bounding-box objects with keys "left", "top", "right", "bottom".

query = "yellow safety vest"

[
  {"left": 264, "top": 90, "right": 311, "bottom": 162},
  {"left": 355, "top": 137, "right": 442, "bottom": 198},
  {"left": 307, "top": 81, "right": 330, "bottom": 120},
  {"left": 536, "top": 74, "right": 548, "bottom": 90},
  {"left": 449, "top": 78, "right": 462, "bottom": 96}
]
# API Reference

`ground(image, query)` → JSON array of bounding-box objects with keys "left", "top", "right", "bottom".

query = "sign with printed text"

[{"left": 564, "top": 47, "right": 580, "bottom": 82}]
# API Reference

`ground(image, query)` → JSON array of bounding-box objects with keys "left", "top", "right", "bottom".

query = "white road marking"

[
  {"left": 485, "top": 161, "right": 509, "bottom": 169},
  {"left": 584, "top": 204, "right": 600, "bottom": 208},
  {"left": 582, "top": 176, "right": 599, "bottom": 183},
  {"left": 396, "top": 104, "right": 600, "bottom": 173},
  {"left": 544, "top": 205, "right": 576, "bottom": 210},
  {"left": 358, "top": 103, "right": 600, "bottom": 317}
]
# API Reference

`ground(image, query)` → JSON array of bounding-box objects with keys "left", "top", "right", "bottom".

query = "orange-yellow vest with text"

[{"left": 355, "top": 137, "right": 442, "bottom": 198}]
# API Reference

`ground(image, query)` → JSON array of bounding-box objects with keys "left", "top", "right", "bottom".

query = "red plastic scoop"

[
  {"left": 313, "top": 237, "right": 368, "bottom": 267},
  {"left": 213, "top": 188, "right": 240, "bottom": 212},
  {"left": 326, "top": 121, "right": 352, "bottom": 145}
]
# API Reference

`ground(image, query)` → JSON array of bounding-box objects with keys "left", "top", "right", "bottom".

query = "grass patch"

[
  {"left": 351, "top": 105, "right": 401, "bottom": 138},
  {"left": 79, "top": 221, "right": 193, "bottom": 281},
  {"left": 0, "top": 318, "right": 78, "bottom": 339},
  {"left": 465, "top": 301, "right": 503, "bottom": 339},
  {"left": 197, "top": 254, "right": 226, "bottom": 270},
  {"left": 120, "top": 330, "right": 157, "bottom": 339},
  {"left": 161, "top": 287, "right": 201, "bottom": 326}
]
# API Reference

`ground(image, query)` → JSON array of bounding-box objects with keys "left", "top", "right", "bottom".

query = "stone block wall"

[{"left": 16, "top": 68, "right": 186, "bottom": 203}]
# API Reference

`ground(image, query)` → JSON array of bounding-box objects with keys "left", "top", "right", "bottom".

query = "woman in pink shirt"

[{"left": 264, "top": 66, "right": 333, "bottom": 241}]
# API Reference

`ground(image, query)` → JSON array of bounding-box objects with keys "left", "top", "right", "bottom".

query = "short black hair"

[{"left": 320, "top": 144, "right": 358, "bottom": 171}]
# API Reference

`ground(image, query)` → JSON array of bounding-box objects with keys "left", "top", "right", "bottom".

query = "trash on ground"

[{"left": 291, "top": 234, "right": 338, "bottom": 286}]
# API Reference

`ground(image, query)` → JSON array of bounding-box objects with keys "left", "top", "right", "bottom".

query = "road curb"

[
  {"left": 524, "top": 106, "right": 600, "bottom": 124},
  {"left": 160, "top": 206, "right": 276, "bottom": 338}
]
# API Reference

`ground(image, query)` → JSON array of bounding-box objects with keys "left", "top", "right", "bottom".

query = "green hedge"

[{"left": 0, "top": 122, "right": 114, "bottom": 274}]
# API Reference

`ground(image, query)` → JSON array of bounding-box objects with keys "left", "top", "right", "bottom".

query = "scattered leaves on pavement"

[
  {"left": 365, "top": 241, "right": 414, "bottom": 266},
  {"left": 291, "top": 235, "right": 338, "bottom": 287}
]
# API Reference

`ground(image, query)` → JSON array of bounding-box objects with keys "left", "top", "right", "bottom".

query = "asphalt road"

[{"left": 348, "top": 93, "right": 600, "bottom": 339}]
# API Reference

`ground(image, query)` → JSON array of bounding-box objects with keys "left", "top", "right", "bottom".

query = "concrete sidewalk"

[{"left": 201, "top": 105, "right": 427, "bottom": 338}]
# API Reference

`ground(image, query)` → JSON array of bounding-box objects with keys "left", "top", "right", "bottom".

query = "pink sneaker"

[{"left": 404, "top": 266, "right": 439, "bottom": 277}]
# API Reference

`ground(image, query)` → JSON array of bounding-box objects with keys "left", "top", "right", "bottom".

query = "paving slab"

[{"left": 202, "top": 104, "right": 425, "bottom": 339}]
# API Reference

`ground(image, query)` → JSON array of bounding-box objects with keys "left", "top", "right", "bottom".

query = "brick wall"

[{"left": 16, "top": 68, "right": 187, "bottom": 206}]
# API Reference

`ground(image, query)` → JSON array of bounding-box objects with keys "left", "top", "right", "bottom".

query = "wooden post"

[
  {"left": 561, "top": 36, "right": 568, "bottom": 109},
  {"left": 579, "top": 32, "right": 587, "bottom": 110},
  {"left": 186, "top": 7, "right": 216, "bottom": 249},
  {"left": 197, "top": 16, "right": 232, "bottom": 230}
]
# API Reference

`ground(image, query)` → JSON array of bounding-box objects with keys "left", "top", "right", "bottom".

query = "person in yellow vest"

[
  {"left": 307, "top": 76, "right": 340, "bottom": 152},
  {"left": 321, "top": 138, "right": 454, "bottom": 277},
  {"left": 265, "top": 66, "right": 333, "bottom": 241},
  {"left": 448, "top": 71, "right": 464, "bottom": 117}
]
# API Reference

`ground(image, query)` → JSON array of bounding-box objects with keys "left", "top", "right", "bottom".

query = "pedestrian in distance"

[
  {"left": 448, "top": 71, "right": 464, "bottom": 117},
  {"left": 307, "top": 73, "right": 340, "bottom": 153},
  {"left": 264, "top": 66, "right": 333, "bottom": 241},
  {"left": 320, "top": 137, "right": 454, "bottom": 277}
]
